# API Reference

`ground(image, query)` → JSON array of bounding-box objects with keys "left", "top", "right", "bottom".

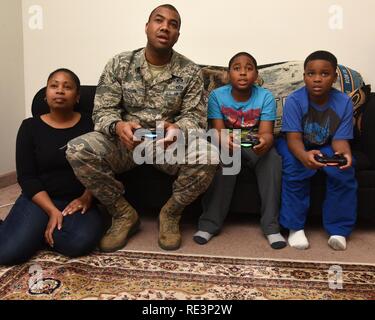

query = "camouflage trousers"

[{"left": 66, "top": 132, "right": 219, "bottom": 208}]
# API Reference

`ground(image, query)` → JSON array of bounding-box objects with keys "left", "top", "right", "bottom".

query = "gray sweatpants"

[{"left": 198, "top": 147, "right": 282, "bottom": 236}]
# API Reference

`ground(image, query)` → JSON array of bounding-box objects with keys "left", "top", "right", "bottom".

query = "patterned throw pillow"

[
  {"left": 350, "top": 84, "right": 371, "bottom": 134},
  {"left": 200, "top": 61, "right": 370, "bottom": 135}
]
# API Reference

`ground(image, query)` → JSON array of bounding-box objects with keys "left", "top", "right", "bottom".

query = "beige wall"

[
  {"left": 19, "top": 0, "right": 375, "bottom": 116},
  {"left": 0, "top": 0, "right": 25, "bottom": 175}
]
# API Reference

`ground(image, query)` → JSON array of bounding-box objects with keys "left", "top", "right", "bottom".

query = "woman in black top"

[{"left": 0, "top": 69, "right": 104, "bottom": 265}]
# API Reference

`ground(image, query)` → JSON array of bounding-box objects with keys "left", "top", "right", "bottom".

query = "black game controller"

[
  {"left": 241, "top": 131, "right": 260, "bottom": 148},
  {"left": 314, "top": 154, "right": 347, "bottom": 166}
]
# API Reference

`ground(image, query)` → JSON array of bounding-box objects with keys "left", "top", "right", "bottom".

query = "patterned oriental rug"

[{"left": 0, "top": 250, "right": 374, "bottom": 300}]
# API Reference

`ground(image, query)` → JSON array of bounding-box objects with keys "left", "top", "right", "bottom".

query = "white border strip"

[{"left": 117, "top": 249, "right": 375, "bottom": 267}]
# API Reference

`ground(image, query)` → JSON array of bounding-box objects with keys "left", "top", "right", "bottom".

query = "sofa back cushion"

[
  {"left": 32, "top": 85, "right": 97, "bottom": 117},
  {"left": 200, "top": 61, "right": 369, "bottom": 135},
  {"left": 31, "top": 63, "right": 368, "bottom": 138}
]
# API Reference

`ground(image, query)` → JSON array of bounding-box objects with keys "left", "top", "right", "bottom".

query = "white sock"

[
  {"left": 267, "top": 233, "right": 287, "bottom": 249},
  {"left": 328, "top": 235, "right": 346, "bottom": 251},
  {"left": 288, "top": 229, "right": 309, "bottom": 250}
]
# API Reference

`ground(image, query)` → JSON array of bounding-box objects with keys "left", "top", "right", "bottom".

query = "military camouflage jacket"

[{"left": 93, "top": 48, "right": 207, "bottom": 136}]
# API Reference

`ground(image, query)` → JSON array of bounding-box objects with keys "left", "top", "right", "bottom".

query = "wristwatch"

[{"left": 109, "top": 120, "right": 120, "bottom": 136}]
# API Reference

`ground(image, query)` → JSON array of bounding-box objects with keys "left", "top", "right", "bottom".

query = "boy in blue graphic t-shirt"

[
  {"left": 276, "top": 50, "right": 358, "bottom": 251},
  {"left": 193, "top": 52, "right": 286, "bottom": 249}
]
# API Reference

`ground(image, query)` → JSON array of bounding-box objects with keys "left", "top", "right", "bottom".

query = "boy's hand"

[
  {"left": 219, "top": 130, "right": 239, "bottom": 155},
  {"left": 337, "top": 152, "right": 352, "bottom": 170},
  {"left": 227, "top": 132, "right": 240, "bottom": 154},
  {"left": 253, "top": 134, "right": 271, "bottom": 156},
  {"left": 301, "top": 150, "right": 327, "bottom": 170}
]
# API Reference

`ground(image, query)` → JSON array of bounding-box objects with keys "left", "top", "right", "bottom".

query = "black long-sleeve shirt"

[{"left": 16, "top": 114, "right": 93, "bottom": 200}]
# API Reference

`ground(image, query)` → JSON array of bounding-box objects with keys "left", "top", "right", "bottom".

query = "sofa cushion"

[
  {"left": 360, "top": 93, "right": 375, "bottom": 168},
  {"left": 356, "top": 170, "right": 375, "bottom": 188},
  {"left": 118, "top": 165, "right": 174, "bottom": 209},
  {"left": 353, "top": 150, "right": 372, "bottom": 171}
]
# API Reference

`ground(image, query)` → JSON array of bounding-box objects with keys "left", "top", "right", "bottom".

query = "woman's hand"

[
  {"left": 62, "top": 192, "right": 92, "bottom": 216},
  {"left": 45, "top": 210, "right": 63, "bottom": 247}
]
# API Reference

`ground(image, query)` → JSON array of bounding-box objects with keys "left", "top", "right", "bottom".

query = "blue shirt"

[
  {"left": 208, "top": 84, "right": 276, "bottom": 131},
  {"left": 281, "top": 87, "right": 354, "bottom": 147}
]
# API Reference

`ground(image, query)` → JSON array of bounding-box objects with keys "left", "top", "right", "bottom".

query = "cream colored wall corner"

[
  {"left": 0, "top": 0, "right": 25, "bottom": 175},
  {"left": 22, "top": 0, "right": 374, "bottom": 119}
]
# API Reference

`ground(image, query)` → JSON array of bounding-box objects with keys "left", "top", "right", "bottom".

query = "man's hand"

[
  {"left": 157, "top": 121, "right": 180, "bottom": 149},
  {"left": 115, "top": 121, "right": 142, "bottom": 151}
]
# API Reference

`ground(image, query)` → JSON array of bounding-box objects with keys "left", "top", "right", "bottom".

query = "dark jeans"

[{"left": 0, "top": 195, "right": 104, "bottom": 266}]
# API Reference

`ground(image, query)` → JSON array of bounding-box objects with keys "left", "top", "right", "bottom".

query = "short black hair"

[
  {"left": 47, "top": 68, "right": 81, "bottom": 92},
  {"left": 148, "top": 4, "right": 181, "bottom": 30},
  {"left": 304, "top": 50, "right": 338, "bottom": 70},
  {"left": 228, "top": 52, "right": 258, "bottom": 70}
]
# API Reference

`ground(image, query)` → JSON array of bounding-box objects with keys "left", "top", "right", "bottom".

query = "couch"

[{"left": 32, "top": 61, "right": 375, "bottom": 217}]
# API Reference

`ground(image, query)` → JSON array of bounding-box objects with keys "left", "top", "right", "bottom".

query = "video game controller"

[
  {"left": 240, "top": 131, "right": 260, "bottom": 148},
  {"left": 133, "top": 128, "right": 164, "bottom": 141},
  {"left": 314, "top": 154, "right": 347, "bottom": 166}
]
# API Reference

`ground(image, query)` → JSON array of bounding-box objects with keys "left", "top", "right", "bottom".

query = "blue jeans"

[
  {"left": 276, "top": 138, "right": 357, "bottom": 236},
  {"left": 0, "top": 195, "right": 104, "bottom": 266}
]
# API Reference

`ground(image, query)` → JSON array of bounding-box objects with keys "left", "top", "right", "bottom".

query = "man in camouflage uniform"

[{"left": 66, "top": 4, "right": 218, "bottom": 252}]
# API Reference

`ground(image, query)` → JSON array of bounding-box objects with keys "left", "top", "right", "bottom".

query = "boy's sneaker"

[
  {"left": 328, "top": 235, "right": 346, "bottom": 251},
  {"left": 193, "top": 231, "right": 214, "bottom": 245}
]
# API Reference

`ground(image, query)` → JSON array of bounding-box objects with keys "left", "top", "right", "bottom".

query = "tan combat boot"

[
  {"left": 99, "top": 197, "right": 140, "bottom": 252},
  {"left": 158, "top": 197, "right": 185, "bottom": 250}
]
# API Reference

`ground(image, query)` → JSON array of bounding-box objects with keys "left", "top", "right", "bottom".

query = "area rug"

[{"left": 0, "top": 250, "right": 374, "bottom": 300}]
